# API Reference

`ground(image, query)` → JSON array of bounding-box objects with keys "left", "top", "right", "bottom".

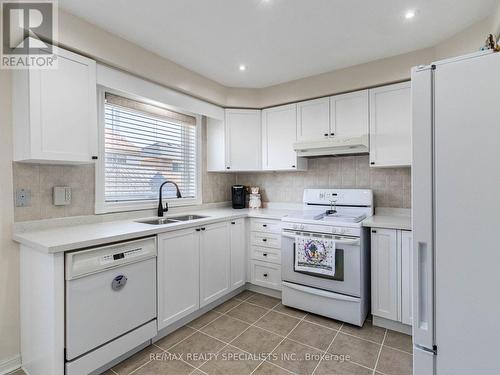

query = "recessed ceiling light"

[
  {"left": 405, "top": 10, "right": 416, "bottom": 19},
  {"left": 239, "top": 65, "right": 246, "bottom": 71}
]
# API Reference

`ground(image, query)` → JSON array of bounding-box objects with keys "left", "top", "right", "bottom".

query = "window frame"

[{"left": 95, "top": 87, "right": 202, "bottom": 214}]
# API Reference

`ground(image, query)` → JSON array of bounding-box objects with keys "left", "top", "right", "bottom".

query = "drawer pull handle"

[
  {"left": 262, "top": 238, "right": 267, "bottom": 242},
  {"left": 263, "top": 253, "right": 268, "bottom": 257},
  {"left": 263, "top": 273, "right": 268, "bottom": 277},
  {"left": 201, "top": 227, "right": 206, "bottom": 231}
]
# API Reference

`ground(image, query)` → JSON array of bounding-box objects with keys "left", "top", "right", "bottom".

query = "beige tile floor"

[{"left": 10, "top": 291, "right": 413, "bottom": 375}]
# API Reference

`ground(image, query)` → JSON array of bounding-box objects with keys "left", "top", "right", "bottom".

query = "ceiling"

[{"left": 59, "top": 0, "right": 497, "bottom": 88}]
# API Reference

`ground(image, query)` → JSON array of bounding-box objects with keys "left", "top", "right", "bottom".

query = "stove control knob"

[
  {"left": 300, "top": 224, "right": 305, "bottom": 230},
  {"left": 293, "top": 224, "right": 298, "bottom": 230}
]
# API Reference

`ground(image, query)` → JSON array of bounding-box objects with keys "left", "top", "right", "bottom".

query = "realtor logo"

[{"left": 1, "top": 0, "right": 58, "bottom": 69}]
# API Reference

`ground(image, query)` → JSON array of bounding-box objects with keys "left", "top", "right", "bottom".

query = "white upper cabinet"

[
  {"left": 206, "top": 110, "right": 261, "bottom": 172},
  {"left": 225, "top": 109, "right": 261, "bottom": 171},
  {"left": 12, "top": 47, "right": 97, "bottom": 164},
  {"left": 330, "top": 90, "right": 369, "bottom": 138},
  {"left": 297, "top": 97, "right": 330, "bottom": 141},
  {"left": 262, "top": 104, "right": 307, "bottom": 171},
  {"left": 369, "top": 82, "right": 412, "bottom": 167}
]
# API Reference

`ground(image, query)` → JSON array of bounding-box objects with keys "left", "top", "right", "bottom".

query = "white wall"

[{"left": 0, "top": 69, "right": 20, "bottom": 369}]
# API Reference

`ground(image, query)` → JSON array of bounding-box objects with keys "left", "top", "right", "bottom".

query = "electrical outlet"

[{"left": 15, "top": 188, "right": 31, "bottom": 207}]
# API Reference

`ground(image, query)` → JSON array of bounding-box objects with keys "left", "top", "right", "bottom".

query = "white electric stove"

[{"left": 281, "top": 189, "right": 373, "bottom": 326}]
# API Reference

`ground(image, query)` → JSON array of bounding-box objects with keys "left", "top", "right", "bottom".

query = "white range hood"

[{"left": 294, "top": 134, "right": 369, "bottom": 157}]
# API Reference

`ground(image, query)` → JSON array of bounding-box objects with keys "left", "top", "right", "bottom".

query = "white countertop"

[
  {"left": 13, "top": 207, "right": 294, "bottom": 254},
  {"left": 362, "top": 211, "right": 412, "bottom": 231}
]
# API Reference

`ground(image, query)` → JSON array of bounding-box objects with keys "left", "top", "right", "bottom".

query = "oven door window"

[{"left": 293, "top": 243, "right": 345, "bottom": 281}]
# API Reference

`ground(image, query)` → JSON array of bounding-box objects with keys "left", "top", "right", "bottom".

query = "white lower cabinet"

[
  {"left": 157, "top": 228, "right": 200, "bottom": 330},
  {"left": 249, "top": 218, "right": 282, "bottom": 291},
  {"left": 370, "top": 228, "right": 413, "bottom": 326},
  {"left": 250, "top": 260, "right": 281, "bottom": 290},
  {"left": 229, "top": 219, "right": 246, "bottom": 290},
  {"left": 371, "top": 228, "right": 399, "bottom": 321},
  {"left": 200, "top": 222, "right": 231, "bottom": 307}
]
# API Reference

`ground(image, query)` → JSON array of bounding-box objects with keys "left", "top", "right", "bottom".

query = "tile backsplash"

[
  {"left": 12, "top": 155, "right": 409, "bottom": 222},
  {"left": 236, "top": 155, "right": 411, "bottom": 208},
  {"left": 13, "top": 163, "right": 95, "bottom": 222}
]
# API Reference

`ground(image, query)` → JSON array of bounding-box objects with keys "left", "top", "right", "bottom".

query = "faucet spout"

[{"left": 158, "top": 180, "right": 182, "bottom": 217}]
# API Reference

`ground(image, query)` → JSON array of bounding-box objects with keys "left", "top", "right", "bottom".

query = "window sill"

[{"left": 95, "top": 198, "right": 202, "bottom": 215}]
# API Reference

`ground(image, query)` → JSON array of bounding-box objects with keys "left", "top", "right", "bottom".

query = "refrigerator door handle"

[{"left": 413, "top": 240, "right": 434, "bottom": 348}]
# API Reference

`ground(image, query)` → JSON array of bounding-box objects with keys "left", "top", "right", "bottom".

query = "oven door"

[{"left": 281, "top": 230, "right": 361, "bottom": 297}]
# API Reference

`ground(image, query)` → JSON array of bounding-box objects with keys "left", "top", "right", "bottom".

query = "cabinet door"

[
  {"left": 225, "top": 109, "right": 261, "bottom": 170},
  {"left": 401, "top": 230, "right": 413, "bottom": 325},
  {"left": 200, "top": 222, "right": 231, "bottom": 307},
  {"left": 262, "top": 104, "right": 299, "bottom": 170},
  {"left": 230, "top": 219, "right": 246, "bottom": 290},
  {"left": 369, "top": 82, "right": 411, "bottom": 167},
  {"left": 29, "top": 48, "right": 97, "bottom": 163},
  {"left": 206, "top": 117, "right": 226, "bottom": 171},
  {"left": 371, "top": 228, "right": 399, "bottom": 321},
  {"left": 157, "top": 229, "right": 200, "bottom": 330},
  {"left": 297, "top": 98, "right": 330, "bottom": 141},
  {"left": 330, "top": 90, "right": 369, "bottom": 137}
]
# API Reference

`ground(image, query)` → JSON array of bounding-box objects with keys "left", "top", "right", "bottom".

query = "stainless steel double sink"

[{"left": 136, "top": 214, "right": 208, "bottom": 225}]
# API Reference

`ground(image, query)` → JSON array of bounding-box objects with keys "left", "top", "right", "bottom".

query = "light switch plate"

[
  {"left": 15, "top": 189, "right": 31, "bottom": 207},
  {"left": 53, "top": 186, "right": 72, "bottom": 206}
]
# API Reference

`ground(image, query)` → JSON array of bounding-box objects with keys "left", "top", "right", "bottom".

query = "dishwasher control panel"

[
  {"left": 65, "top": 237, "right": 157, "bottom": 280},
  {"left": 99, "top": 247, "right": 147, "bottom": 265}
]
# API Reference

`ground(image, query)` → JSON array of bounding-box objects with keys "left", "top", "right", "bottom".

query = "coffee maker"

[{"left": 231, "top": 185, "right": 246, "bottom": 209}]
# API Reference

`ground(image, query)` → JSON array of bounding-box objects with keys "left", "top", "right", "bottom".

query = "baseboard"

[
  {"left": 372, "top": 315, "right": 412, "bottom": 335},
  {"left": 246, "top": 283, "right": 282, "bottom": 299},
  {"left": 0, "top": 355, "right": 21, "bottom": 375}
]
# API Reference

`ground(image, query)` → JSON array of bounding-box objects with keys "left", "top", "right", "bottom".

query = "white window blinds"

[{"left": 104, "top": 93, "right": 197, "bottom": 203}]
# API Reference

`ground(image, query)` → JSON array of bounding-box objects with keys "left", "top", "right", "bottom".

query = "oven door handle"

[
  {"left": 282, "top": 282, "right": 360, "bottom": 302},
  {"left": 282, "top": 232, "right": 360, "bottom": 246}
]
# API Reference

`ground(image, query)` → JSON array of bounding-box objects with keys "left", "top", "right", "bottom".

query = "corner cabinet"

[
  {"left": 262, "top": 104, "right": 307, "bottom": 171},
  {"left": 370, "top": 228, "right": 413, "bottom": 327},
  {"left": 157, "top": 228, "right": 200, "bottom": 330},
  {"left": 157, "top": 219, "right": 248, "bottom": 330},
  {"left": 12, "top": 47, "right": 97, "bottom": 164},
  {"left": 206, "top": 109, "right": 261, "bottom": 172},
  {"left": 369, "top": 82, "right": 412, "bottom": 167}
]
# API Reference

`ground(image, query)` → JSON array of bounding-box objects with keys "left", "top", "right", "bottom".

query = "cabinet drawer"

[
  {"left": 250, "top": 232, "right": 281, "bottom": 249},
  {"left": 250, "top": 219, "right": 282, "bottom": 234},
  {"left": 250, "top": 246, "right": 281, "bottom": 264},
  {"left": 250, "top": 260, "right": 281, "bottom": 291}
]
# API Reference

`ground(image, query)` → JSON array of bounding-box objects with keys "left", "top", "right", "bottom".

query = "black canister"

[{"left": 231, "top": 185, "right": 246, "bottom": 209}]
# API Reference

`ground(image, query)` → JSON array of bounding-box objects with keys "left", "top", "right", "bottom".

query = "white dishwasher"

[{"left": 65, "top": 237, "right": 157, "bottom": 375}]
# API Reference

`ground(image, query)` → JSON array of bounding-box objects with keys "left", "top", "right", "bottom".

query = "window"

[{"left": 97, "top": 92, "right": 199, "bottom": 212}]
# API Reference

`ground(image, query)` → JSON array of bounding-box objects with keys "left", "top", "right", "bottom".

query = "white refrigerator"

[{"left": 412, "top": 50, "right": 500, "bottom": 375}]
